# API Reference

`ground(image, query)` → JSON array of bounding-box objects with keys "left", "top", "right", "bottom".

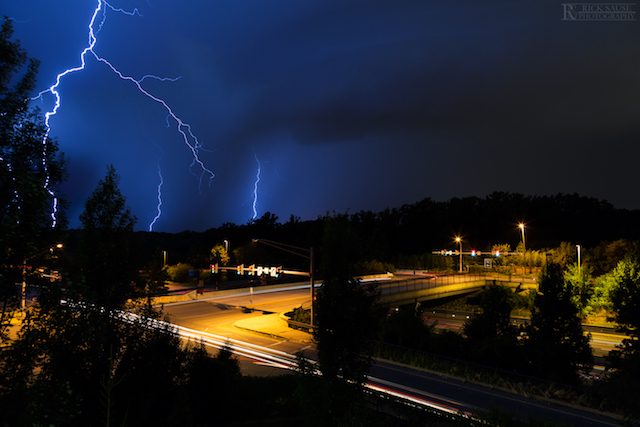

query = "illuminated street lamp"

[
  {"left": 518, "top": 223, "right": 526, "bottom": 252},
  {"left": 22, "top": 243, "right": 63, "bottom": 315},
  {"left": 252, "top": 239, "right": 315, "bottom": 325},
  {"left": 518, "top": 223, "right": 526, "bottom": 281},
  {"left": 455, "top": 237, "right": 462, "bottom": 273}
]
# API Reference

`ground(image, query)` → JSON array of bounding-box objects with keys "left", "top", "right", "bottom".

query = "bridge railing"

[{"left": 375, "top": 273, "right": 535, "bottom": 295}]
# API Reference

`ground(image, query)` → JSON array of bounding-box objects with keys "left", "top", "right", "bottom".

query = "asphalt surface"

[{"left": 160, "top": 285, "right": 624, "bottom": 426}]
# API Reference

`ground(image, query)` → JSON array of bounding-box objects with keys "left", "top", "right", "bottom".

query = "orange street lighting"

[
  {"left": 455, "top": 237, "right": 462, "bottom": 273},
  {"left": 252, "top": 239, "right": 315, "bottom": 326},
  {"left": 518, "top": 223, "right": 526, "bottom": 252},
  {"left": 22, "top": 243, "right": 64, "bottom": 315}
]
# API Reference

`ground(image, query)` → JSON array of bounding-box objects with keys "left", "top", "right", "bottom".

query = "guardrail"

[{"left": 376, "top": 273, "right": 537, "bottom": 296}]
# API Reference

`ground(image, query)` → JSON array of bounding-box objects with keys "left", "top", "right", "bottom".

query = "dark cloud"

[{"left": 3, "top": 0, "right": 639, "bottom": 232}]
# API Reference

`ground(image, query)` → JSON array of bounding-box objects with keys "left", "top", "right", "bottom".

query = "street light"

[
  {"left": 518, "top": 223, "right": 526, "bottom": 253},
  {"left": 518, "top": 223, "right": 526, "bottom": 281},
  {"left": 22, "top": 243, "right": 63, "bottom": 315},
  {"left": 252, "top": 239, "right": 315, "bottom": 325},
  {"left": 455, "top": 237, "right": 462, "bottom": 273},
  {"left": 576, "top": 244, "right": 581, "bottom": 278}
]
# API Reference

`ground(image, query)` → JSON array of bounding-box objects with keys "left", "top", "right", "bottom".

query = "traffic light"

[
  {"left": 494, "top": 250, "right": 500, "bottom": 257},
  {"left": 211, "top": 263, "right": 218, "bottom": 274},
  {"left": 237, "top": 264, "right": 244, "bottom": 274},
  {"left": 471, "top": 250, "right": 476, "bottom": 257}
]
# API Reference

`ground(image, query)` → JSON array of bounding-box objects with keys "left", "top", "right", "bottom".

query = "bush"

[{"left": 164, "top": 263, "right": 195, "bottom": 282}]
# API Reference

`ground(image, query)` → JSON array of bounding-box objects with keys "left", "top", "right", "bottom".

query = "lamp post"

[
  {"left": 576, "top": 244, "right": 581, "bottom": 278},
  {"left": 455, "top": 237, "right": 462, "bottom": 273},
  {"left": 22, "top": 243, "right": 63, "bottom": 315},
  {"left": 252, "top": 239, "right": 315, "bottom": 325},
  {"left": 518, "top": 224, "right": 526, "bottom": 279}
]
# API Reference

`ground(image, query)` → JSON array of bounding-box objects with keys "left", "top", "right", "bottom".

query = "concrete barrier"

[{"left": 150, "top": 281, "right": 310, "bottom": 305}]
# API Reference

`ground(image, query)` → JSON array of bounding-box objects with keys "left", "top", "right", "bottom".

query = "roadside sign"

[{"left": 484, "top": 258, "right": 492, "bottom": 268}]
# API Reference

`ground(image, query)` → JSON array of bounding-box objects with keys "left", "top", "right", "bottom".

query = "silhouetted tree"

[
  {"left": 463, "top": 284, "right": 523, "bottom": 370},
  {"left": 145, "top": 248, "right": 170, "bottom": 292},
  {"left": 77, "top": 165, "right": 138, "bottom": 306},
  {"left": 525, "top": 263, "right": 592, "bottom": 384},
  {"left": 312, "top": 214, "right": 383, "bottom": 423},
  {"left": 381, "top": 306, "right": 433, "bottom": 350},
  {"left": 0, "top": 18, "right": 66, "bottom": 341}
]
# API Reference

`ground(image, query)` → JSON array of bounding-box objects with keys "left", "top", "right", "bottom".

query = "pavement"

[{"left": 233, "top": 312, "right": 314, "bottom": 343}]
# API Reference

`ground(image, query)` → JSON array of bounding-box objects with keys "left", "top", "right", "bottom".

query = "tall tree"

[
  {"left": 601, "top": 253, "right": 640, "bottom": 421},
  {"left": 77, "top": 165, "right": 137, "bottom": 306},
  {"left": 463, "top": 284, "right": 523, "bottom": 370},
  {"left": 312, "top": 214, "right": 382, "bottom": 423},
  {"left": 525, "top": 263, "right": 592, "bottom": 384},
  {"left": 0, "top": 17, "right": 66, "bottom": 340},
  {"left": 564, "top": 262, "right": 595, "bottom": 317},
  {"left": 609, "top": 253, "right": 640, "bottom": 341}
]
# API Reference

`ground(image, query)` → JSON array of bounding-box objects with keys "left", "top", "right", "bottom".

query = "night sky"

[{"left": 3, "top": 1, "right": 639, "bottom": 232}]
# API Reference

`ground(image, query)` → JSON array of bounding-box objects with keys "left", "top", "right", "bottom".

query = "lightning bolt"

[
  {"left": 148, "top": 141, "right": 164, "bottom": 232},
  {"left": 33, "top": 0, "right": 215, "bottom": 228},
  {"left": 252, "top": 150, "right": 261, "bottom": 220}
]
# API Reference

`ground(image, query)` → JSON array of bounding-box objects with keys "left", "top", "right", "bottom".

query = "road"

[
  {"left": 369, "top": 361, "right": 621, "bottom": 426},
  {"left": 422, "top": 310, "right": 624, "bottom": 359},
  {"left": 159, "top": 284, "right": 623, "bottom": 426},
  {"left": 159, "top": 284, "right": 316, "bottom": 375}
]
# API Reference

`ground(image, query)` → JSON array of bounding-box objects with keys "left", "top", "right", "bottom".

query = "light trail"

[
  {"left": 148, "top": 314, "right": 476, "bottom": 417},
  {"left": 122, "top": 311, "right": 298, "bottom": 369},
  {"left": 366, "top": 377, "right": 476, "bottom": 418},
  {"left": 98, "top": 294, "right": 478, "bottom": 419}
]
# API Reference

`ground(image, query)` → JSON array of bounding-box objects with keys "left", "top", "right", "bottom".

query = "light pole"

[
  {"left": 252, "top": 239, "right": 315, "bottom": 326},
  {"left": 455, "top": 237, "right": 462, "bottom": 273},
  {"left": 223, "top": 239, "right": 229, "bottom": 254},
  {"left": 576, "top": 244, "right": 581, "bottom": 278},
  {"left": 518, "top": 223, "right": 526, "bottom": 278},
  {"left": 518, "top": 223, "right": 526, "bottom": 252}
]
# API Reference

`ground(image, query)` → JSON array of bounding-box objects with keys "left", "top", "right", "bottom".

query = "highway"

[
  {"left": 159, "top": 284, "right": 316, "bottom": 376},
  {"left": 158, "top": 283, "right": 623, "bottom": 426},
  {"left": 422, "top": 310, "right": 625, "bottom": 359}
]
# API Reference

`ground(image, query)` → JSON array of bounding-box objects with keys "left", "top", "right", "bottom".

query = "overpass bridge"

[
  {"left": 376, "top": 273, "right": 538, "bottom": 307},
  {"left": 151, "top": 273, "right": 538, "bottom": 308}
]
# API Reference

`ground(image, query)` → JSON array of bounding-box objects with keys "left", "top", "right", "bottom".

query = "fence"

[{"left": 375, "top": 273, "right": 537, "bottom": 297}]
